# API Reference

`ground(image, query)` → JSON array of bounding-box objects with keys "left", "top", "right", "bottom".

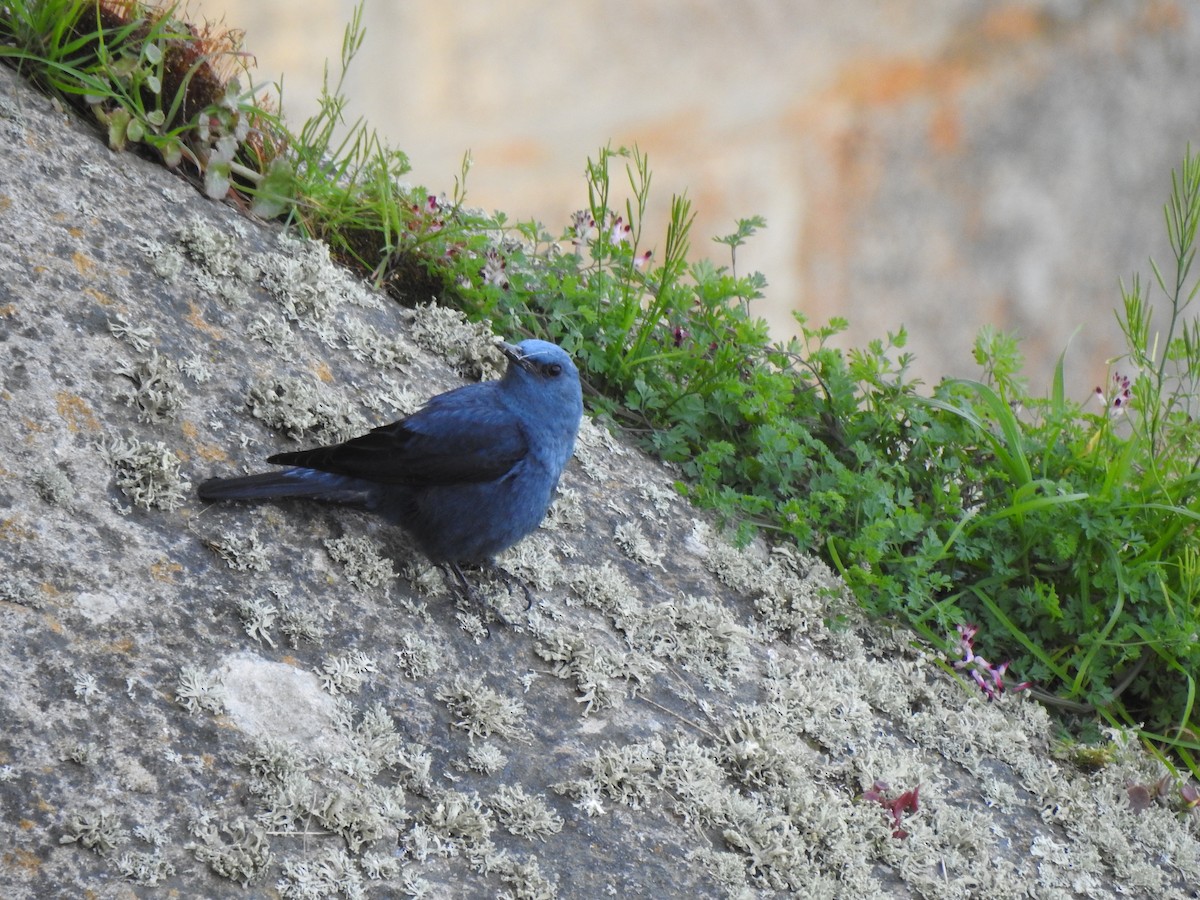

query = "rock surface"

[{"left": 1, "top": 63, "right": 1199, "bottom": 899}]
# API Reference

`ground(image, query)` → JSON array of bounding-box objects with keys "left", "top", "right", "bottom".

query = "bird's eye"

[{"left": 544, "top": 363, "right": 563, "bottom": 377}]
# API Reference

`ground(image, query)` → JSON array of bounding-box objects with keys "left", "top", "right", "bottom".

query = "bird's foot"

[{"left": 440, "top": 562, "right": 535, "bottom": 633}]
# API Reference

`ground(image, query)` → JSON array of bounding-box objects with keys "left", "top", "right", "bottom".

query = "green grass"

[{"left": 6, "top": 0, "right": 1200, "bottom": 774}]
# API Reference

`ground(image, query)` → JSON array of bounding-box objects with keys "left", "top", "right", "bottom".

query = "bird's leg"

[
  {"left": 443, "top": 561, "right": 475, "bottom": 603},
  {"left": 439, "top": 561, "right": 534, "bottom": 623},
  {"left": 437, "top": 562, "right": 495, "bottom": 637},
  {"left": 481, "top": 561, "right": 535, "bottom": 611}
]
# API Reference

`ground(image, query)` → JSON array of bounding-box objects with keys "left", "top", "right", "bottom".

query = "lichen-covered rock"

[{"left": 1, "top": 64, "right": 1198, "bottom": 899}]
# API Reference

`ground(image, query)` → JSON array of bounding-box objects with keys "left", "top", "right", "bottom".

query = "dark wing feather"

[{"left": 267, "top": 386, "right": 528, "bottom": 487}]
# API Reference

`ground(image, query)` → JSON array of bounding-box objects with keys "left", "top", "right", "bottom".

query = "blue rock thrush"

[{"left": 198, "top": 339, "right": 584, "bottom": 603}]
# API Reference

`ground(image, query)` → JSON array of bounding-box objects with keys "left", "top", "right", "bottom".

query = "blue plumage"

[{"left": 199, "top": 339, "right": 584, "bottom": 572}]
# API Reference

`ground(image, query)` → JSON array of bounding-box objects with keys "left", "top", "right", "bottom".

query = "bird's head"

[{"left": 498, "top": 339, "right": 584, "bottom": 430}]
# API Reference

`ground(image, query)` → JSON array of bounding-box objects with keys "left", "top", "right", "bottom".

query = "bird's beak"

[{"left": 499, "top": 341, "right": 537, "bottom": 373}]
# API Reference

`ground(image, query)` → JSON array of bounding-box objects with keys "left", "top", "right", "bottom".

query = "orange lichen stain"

[
  {"left": 186, "top": 300, "right": 224, "bottom": 338},
  {"left": 83, "top": 286, "right": 115, "bottom": 306},
  {"left": 3, "top": 847, "right": 41, "bottom": 875},
  {"left": 0, "top": 303, "right": 16, "bottom": 317},
  {"left": 194, "top": 442, "right": 231, "bottom": 464},
  {"left": 181, "top": 420, "right": 198, "bottom": 440},
  {"left": 19, "top": 819, "right": 36, "bottom": 831},
  {"left": 0, "top": 517, "right": 35, "bottom": 542},
  {"left": 40, "top": 582, "right": 61, "bottom": 598},
  {"left": 151, "top": 560, "right": 183, "bottom": 583},
  {"left": 43, "top": 616, "right": 64, "bottom": 635},
  {"left": 72, "top": 251, "right": 97, "bottom": 276},
  {"left": 315, "top": 361, "right": 335, "bottom": 383},
  {"left": 0, "top": 196, "right": 12, "bottom": 212},
  {"left": 56, "top": 391, "right": 100, "bottom": 432},
  {"left": 107, "top": 636, "right": 136, "bottom": 654},
  {"left": 67, "top": 225, "right": 85, "bottom": 238}
]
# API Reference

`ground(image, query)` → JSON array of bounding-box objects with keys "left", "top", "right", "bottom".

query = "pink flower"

[
  {"left": 953, "top": 624, "right": 1030, "bottom": 701},
  {"left": 606, "top": 213, "right": 632, "bottom": 246},
  {"left": 569, "top": 210, "right": 595, "bottom": 249},
  {"left": 408, "top": 194, "right": 445, "bottom": 234},
  {"left": 1093, "top": 371, "right": 1133, "bottom": 413},
  {"left": 479, "top": 248, "right": 509, "bottom": 289}
]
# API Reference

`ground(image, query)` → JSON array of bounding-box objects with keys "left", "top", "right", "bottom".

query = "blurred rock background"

[{"left": 194, "top": 0, "right": 1199, "bottom": 397}]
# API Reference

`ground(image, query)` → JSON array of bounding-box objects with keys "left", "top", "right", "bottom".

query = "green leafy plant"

[{"left": 0, "top": 0, "right": 283, "bottom": 188}]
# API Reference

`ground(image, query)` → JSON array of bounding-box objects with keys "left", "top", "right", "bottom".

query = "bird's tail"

[{"left": 197, "top": 467, "right": 373, "bottom": 505}]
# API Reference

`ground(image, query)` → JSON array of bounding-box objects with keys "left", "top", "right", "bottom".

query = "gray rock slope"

[{"left": 1, "top": 64, "right": 1199, "bottom": 898}]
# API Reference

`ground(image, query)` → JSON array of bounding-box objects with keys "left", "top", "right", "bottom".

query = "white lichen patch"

[
  {"left": 205, "top": 529, "right": 271, "bottom": 571},
  {"left": 636, "top": 478, "right": 682, "bottom": 523},
  {"left": 496, "top": 535, "right": 566, "bottom": 593},
  {"left": 239, "top": 712, "right": 408, "bottom": 858},
  {"left": 487, "top": 784, "right": 564, "bottom": 840},
  {"left": 246, "top": 375, "right": 367, "bottom": 444},
  {"left": 697, "top": 523, "right": 846, "bottom": 639},
  {"left": 103, "top": 436, "right": 191, "bottom": 510},
  {"left": 256, "top": 231, "right": 380, "bottom": 322},
  {"left": 436, "top": 676, "right": 529, "bottom": 742},
  {"left": 422, "top": 788, "right": 494, "bottom": 848},
  {"left": 246, "top": 311, "right": 297, "bottom": 351},
  {"left": 61, "top": 740, "right": 101, "bottom": 767},
  {"left": 570, "top": 416, "right": 623, "bottom": 481},
  {"left": 319, "top": 650, "right": 379, "bottom": 696},
  {"left": 539, "top": 486, "right": 585, "bottom": 531},
  {"left": 613, "top": 521, "right": 664, "bottom": 567},
  {"left": 403, "top": 303, "right": 503, "bottom": 381},
  {"left": 556, "top": 739, "right": 663, "bottom": 811},
  {"left": 175, "top": 665, "right": 227, "bottom": 715},
  {"left": 115, "top": 351, "right": 186, "bottom": 423},
  {"left": 532, "top": 627, "right": 657, "bottom": 715},
  {"left": 275, "top": 847, "right": 369, "bottom": 899},
  {"left": 324, "top": 534, "right": 397, "bottom": 589},
  {"left": 188, "top": 818, "right": 272, "bottom": 887},
  {"left": 235, "top": 595, "right": 278, "bottom": 646},
  {"left": 394, "top": 633, "right": 443, "bottom": 679},
  {"left": 114, "top": 848, "right": 176, "bottom": 886},
  {"left": 60, "top": 806, "right": 127, "bottom": 856},
  {"left": 338, "top": 317, "right": 413, "bottom": 369},
  {"left": 279, "top": 601, "right": 324, "bottom": 647},
  {"left": 178, "top": 353, "right": 213, "bottom": 383},
  {"left": 72, "top": 671, "right": 102, "bottom": 705},
  {"left": 612, "top": 592, "right": 750, "bottom": 691},
  {"left": 456, "top": 742, "right": 508, "bottom": 775},
  {"left": 32, "top": 466, "right": 73, "bottom": 505},
  {"left": 363, "top": 374, "right": 427, "bottom": 417},
  {"left": 173, "top": 218, "right": 254, "bottom": 305},
  {"left": 106, "top": 314, "right": 155, "bottom": 352},
  {"left": 136, "top": 235, "right": 186, "bottom": 282},
  {"left": 496, "top": 854, "right": 559, "bottom": 900},
  {"left": 568, "top": 561, "right": 638, "bottom": 617}
]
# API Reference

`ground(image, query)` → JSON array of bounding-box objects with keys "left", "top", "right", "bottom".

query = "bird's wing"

[{"left": 267, "top": 388, "right": 528, "bottom": 486}]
